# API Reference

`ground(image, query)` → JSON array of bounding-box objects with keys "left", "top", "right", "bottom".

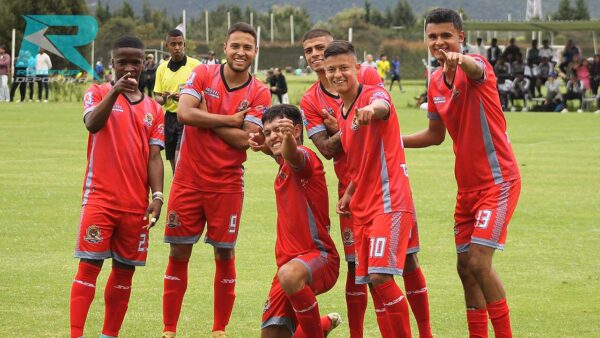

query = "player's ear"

[
  {"left": 293, "top": 123, "right": 302, "bottom": 139},
  {"left": 355, "top": 62, "right": 361, "bottom": 72},
  {"left": 458, "top": 31, "right": 465, "bottom": 44}
]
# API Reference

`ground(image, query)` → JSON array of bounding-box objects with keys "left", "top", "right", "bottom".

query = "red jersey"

[
  {"left": 274, "top": 146, "right": 339, "bottom": 267},
  {"left": 427, "top": 54, "right": 520, "bottom": 192},
  {"left": 301, "top": 66, "right": 383, "bottom": 189},
  {"left": 81, "top": 83, "right": 165, "bottom": 213},
  {"left": 176, "top": 64, "right": 270, "bottom": 193},
  {"left": 338, "top": 85, "right": 414, "bottom": 224}
]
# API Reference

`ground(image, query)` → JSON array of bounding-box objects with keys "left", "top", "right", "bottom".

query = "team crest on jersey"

[
  {"left": 167, "top": 210, "right": 180, "bottom": 228},
  {"left": 351, "top": 117, "right": 360, "bottom": 131},
  {"left": 144, "top": 113, "right": 153, "bottom": 127},
  {"left": 254, "top": 105, "right": 265, "bottom": 113},
  {"left": 84, "top": 92, "right": 94, "bottom": 108},
  {"left": 451, "top": 87, "right": 461, "bottom": 99},
  {"left": 237, "top": 99, "right": 250, "bottom": 112},
  {"left": 157, "top": 123, "right": 164, "bottom": 134},
  {"left": 204, "top": 87, "right": 220, "bottom": 99},
  {"left": 343, "top": 228, "right": 354, "bottom": 246},
  {"left": 83, "top": 225, "right": 102, "bottom": 244}
]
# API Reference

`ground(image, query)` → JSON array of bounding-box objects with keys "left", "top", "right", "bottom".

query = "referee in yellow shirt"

[{"left": 154, "top": 29, "right": 201, "bottom": 172}]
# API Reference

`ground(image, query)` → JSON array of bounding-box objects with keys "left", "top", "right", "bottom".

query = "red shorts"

[
  {"left": 164, "top": 182, "right": 243, "bottom": 248},
  {"left": 74, "top": 204, "right": 149, "bottom": 266},
  {"left": 454, "top": 179, "right": 521, "bottom": 253},
  {"left": 261, "top": 251, "right": 339, "bottom": 334},
  {"left": 354, "top": 212, "right": 415, "bottom": 284}
]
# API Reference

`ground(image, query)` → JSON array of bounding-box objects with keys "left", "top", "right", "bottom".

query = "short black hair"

[
  {"left": 113, "top": 36, "right": 144, "bottom": 52},
  {"left": 166, "top": 29, "right": 184, "bottom": 40},
  {"left": 302, "top": 29, "right": 333, "bottom": 42},
  {"left": 262, "top": 104, "right": 305, "bottom": 143},
  {"left": 324, "top": 40, "right": 356, "bottom": 59},
  {"left": 227, "top": 22, "right": 257, "bottom": 44},
  {"left": 425, "top": 8, "right": 462, "bottom": 31}
]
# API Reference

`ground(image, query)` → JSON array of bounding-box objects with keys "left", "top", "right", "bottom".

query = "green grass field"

[{"left": 1, "top": 75, "right": 599, "bottom": 337}]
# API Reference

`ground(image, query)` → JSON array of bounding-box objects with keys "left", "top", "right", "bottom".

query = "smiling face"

[
  {"left": 112, "top": 47, "right": 144, "bottom": 81},
  {"left": 324, "top": 53, "right": 360, "bottom": 95},
  {"left": 263, "top": 117, "right": 302, "bottom": 156},
  {"left": 303, "top": 35, "right": 333, "bottom": 73},
  {"left": 425, "top": 22, "right": 463, "bottom": 62},
  {"left": 224, "top": 31, "right": 257, "bottom": 73}
]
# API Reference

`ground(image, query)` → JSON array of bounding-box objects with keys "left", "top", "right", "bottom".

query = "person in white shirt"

[
  {"left": 473, "top": 37, "right": 486, "bottom": 56},
  {"left": 361, "top": 53, "right": 377, "bottom": 69},
  {"left": 35, "top": 48, "right": 52, "bottom": 102},
  {"left": 538, "top": 39, "right": 554, "bottom": 63}
]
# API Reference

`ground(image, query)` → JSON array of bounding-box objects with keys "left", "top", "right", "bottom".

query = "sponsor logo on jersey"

[
  {"left": 204, "top": 87, "right": 219, "bottom": 99},
  {"left": 238, "top": 99, "right": 250, "bottom": 112},
  {"left": 167, "top": 210, "right": 180, "bottom": 228},
  {"left": 343, "top": 228, "right": 354, "bottom": 246},
  {"left": 113, "top": 104, "right": 124, "bottom": 112},
  {"left": 433, "top": 96, "right": 446, "bottom": 104},
  {"left": 144, "top": 112, "right": 153, "bottom": 127},
  {"left": 83, "top": 224, "right": 102, "bottom": 244}
]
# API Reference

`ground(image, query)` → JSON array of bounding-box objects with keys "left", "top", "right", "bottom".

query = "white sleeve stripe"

[
  {"left": 83, "top": 106, "right": 95, "bottom": 117},
  {"left": 180, "top": 88, "right": 202, "bottom": 101},
  {"left": 244, "top": 115, "right": 263, "bottom": 128},
  {"left": 307, "top": 124, "right": 327, "bottom": 137},
  {"left": 427, "top": 111, "right": 441, "bottom": 120}
]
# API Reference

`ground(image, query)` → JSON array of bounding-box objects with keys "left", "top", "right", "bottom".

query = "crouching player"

[
  {"left": 254, "top": 105, "right": 341, "bottom": 338},
  {"left": 325, "top": 40, "right": 416, "bottom": 337},
  {"left": 69, "top": 36, "right": 165, "bottom": 338}
]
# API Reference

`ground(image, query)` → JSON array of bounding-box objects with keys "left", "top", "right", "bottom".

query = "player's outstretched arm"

[
  {"left": 85, "top": 73, "right": 137, "bottom": 133},
  {"left": 279, "top": 118, "right": 304, "bottom": 168},
  {"left": 177, "top": 94, "right": 244, "bottom": 129},
  {"left": 144, "top": 145, "right": 164, "bottom": 229},
  {"left": 354, "top": 99, "right": 391, "bottom": 126},
  {"left": 440, "top": 50, "right": 484, "bottom": 83},
  {"left": 402, "top": 119, "right": 446, "bottom": 148}
]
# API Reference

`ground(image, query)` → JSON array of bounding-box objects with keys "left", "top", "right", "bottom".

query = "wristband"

[{"left": 152, "top": 191, "right": 164, "bottom": 203}]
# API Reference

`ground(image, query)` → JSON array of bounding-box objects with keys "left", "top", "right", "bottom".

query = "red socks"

[
  {"left": 345, "top": 269, "right": 368, "bottom": 338},
  {"left": 403, "top": 268, "right": 432, "bottom": 338},
  {"left": 70, "top": 262, "right": 101, "bottom": 338},
  {"left": 288, "top": 285, "right": 323, "bottom": 338},
  {"left": 213, "top": 257, "right": 236, "bottom": 332},
  {"left": 374, "top": 279, "right": 412, "bottom": 338},
  {"left": 488, "top": 299, "right": 512, "bottom": 338},
  {"left": 369, "top": 286, "right": 394, "bottom": 338},
  {"left": 101, "top": 267, "right": 135, "bottom": 337},
  {"left": 163, "top": 257, "right": 189, "bottom": 333},
  {"left": 467, "top": 308, "right": 488, "bottom": 338}
]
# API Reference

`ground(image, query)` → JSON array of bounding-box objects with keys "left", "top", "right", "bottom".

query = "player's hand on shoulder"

[
  {"left": 354, "top": 106, "right": 375, "bottom": 126},
  {"left": 321, "top": 109, "right": 339, "bottom": 134},
  {"left": 113, "top": 72, "right": 138, "bottom": 94}
]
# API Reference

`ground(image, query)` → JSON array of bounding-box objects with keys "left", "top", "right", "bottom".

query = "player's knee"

[
  {"left": 456, "top": 256, "right": 471, "bottom": 279},
  {"left": 403, "top": 253, "right": 419, "bottom": 273},
  {"left": 112, "top": 259, "right": 135, "bottom": 271},
  {"left": 169, "top": 244, "right": 193, "bottom": 260},
  {"left": 277, "top": 263, "right": 308, "bottom": 294},
  {"left": 369, "top": 273, "right": 393, "bottom": 287},
  {"left": 214, "top": 247, "right": 235, "bottom": 260},
  {"left": 466, "top": 254, "right": 491, "bottom": 277},
  {"left": 81, "top": 258, "right": 103, "bottom": 268}
]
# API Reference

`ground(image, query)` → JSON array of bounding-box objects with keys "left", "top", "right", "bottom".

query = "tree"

[
  {"left": 573, "top": 0, "right": 590, "bottom": 20},
  {"left": 95, "top": 0, "right": 111, "bottom": 24},
  {"left": 391, "top": 0, "right": 416, "bottom": 28},
  {"left": 115, "top": 1, "right": 135, "bottom": 19},
  {"left": 142, "top": 0, "right": 152, "bottom": 22},
  {"left": 365, "top": 0, "right": 372, "bottom": 24},
  {"left": 553, "top": 0, "right": 574, "bottom": 20}
]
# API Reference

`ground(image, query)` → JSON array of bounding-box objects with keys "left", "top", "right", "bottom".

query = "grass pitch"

[{"left": 0, "top": 75, "right": 599, "bottom": 337}]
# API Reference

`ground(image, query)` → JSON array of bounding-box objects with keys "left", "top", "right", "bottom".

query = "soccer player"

[
  {"left": 403, "top": 8, "right": 521, "bottom": 338},
  {"left": 154, "top": 29, "right": 201, "bottom": 173},
  {"left": 69, "top": 36, "right": 165, "bottom": 338},
  {"left": 324, "top": 39, "right": 416, "bottom": 338},
  {"left": 161, "top": 22, "right": 271, "bottom": 338},
  {"left": 252, "top": 104, "right": 340, "bottom": 338},
  {"left": 301, "top": 29, "right": 432, "bottom": 338}
]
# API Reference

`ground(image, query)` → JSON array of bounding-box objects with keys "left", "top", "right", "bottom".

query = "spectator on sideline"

[
  {"left": 494, "top": 56, "right": 511, "bottom": 82},
  {"left": 9, "top": 52, "right": 28, "bottom": 102},
  {"left": 509, "top": 73, "right": 530, "bottom": 111},
  {"left": 269, "top": 67, "right": 288, "bottom": 104},
  {"left": 141, "top": 54, "right": 157, "bottom": 98},
  {"left": 526, "top": 39, "right": 540, "bottom": 67},
  {"left": 35, "top": 48, "right": 52, "bottom": 102},
  {"left": 542, "top": 73, "right": 563, "bottom": 112},
  {"left": 563, "top": 73, "right": 585, "bottom": 112},
  {"left": 95, "top": 60, "right": 105, "bottom": 81},
  {"left": 534, "top": 56, "right": 553, "bottom": 97},
  {"left": 461, "top": 40, "right": 473, "bottom": 54},
  {"left": 577, "top": 58, "right": 591, "bottom": 92},
  {"left": 473, "top": 37, "right": 486, "bottom": 56},
  {"left": 0, "top": 45, "right": 10, "bottom": 102},
  {"left": 503, "top": 38, "right": 521, "bottom": 64},
  {"left": 390, "top": 55, "right": 404, "bottom": 92},
  {"left": 591, "top": 54, "right": 600, "bottom": 96},
  {"left": 539, "top": 39, "right": 554, "bottom": 62},
  {"left": 487, "top": 38, "right": 501, "bottom": 66},
  {"left": 361, "top": 53, "right": 377, "bottom": 69},
  {"left": 376, "top": 54, "right": 390, "bottom": 80},
  {"left": 202, "top": 50, "right": 221, "bottom": 65}
]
